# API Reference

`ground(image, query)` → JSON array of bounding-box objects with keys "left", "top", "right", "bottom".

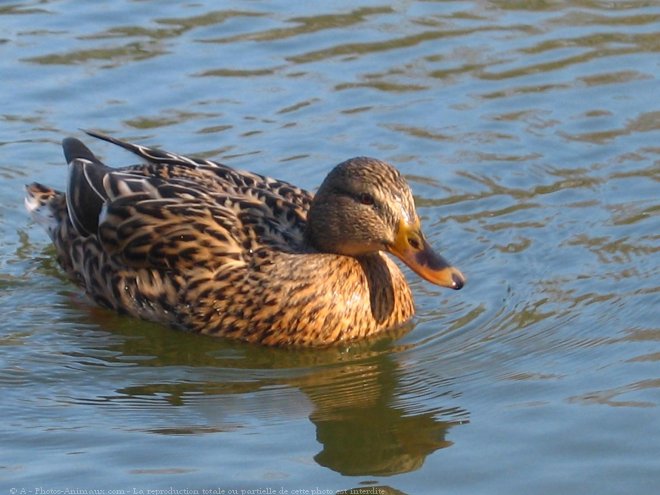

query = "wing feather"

[
  {"left": 64, "top": 132, "right": 312, "bottom": 273},
  {"left": 97, "top": 174, "right": 245, "bottom": 271}
]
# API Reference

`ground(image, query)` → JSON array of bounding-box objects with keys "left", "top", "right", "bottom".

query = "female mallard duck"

[{"left": 25, "top": 131, "right": 464, "bottom": 346}]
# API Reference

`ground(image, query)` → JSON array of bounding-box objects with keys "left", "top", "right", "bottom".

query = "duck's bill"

[{"left": 387, "top": 221, "right": 465, "bottom": 290}]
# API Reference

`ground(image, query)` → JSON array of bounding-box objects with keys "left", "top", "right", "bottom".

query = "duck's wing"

[
  {"left": 84, "top": 130, "right": 314, "bottom": 210},
  {"left": 98, "top": 178, "right": 246, "bottom": 271},
  {"left": 64, "top": 137, "right": 308, "bottom": 272},
  {"left": 84, "top": 129, "right": 230, "bottom": 170}
]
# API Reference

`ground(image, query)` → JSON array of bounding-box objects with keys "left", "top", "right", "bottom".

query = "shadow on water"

[{"left": 62, "top": 306, "right": 465, "bottom": 477}]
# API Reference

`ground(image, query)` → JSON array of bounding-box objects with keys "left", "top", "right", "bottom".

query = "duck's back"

[
  {"left": 74, "top": 131, "right": 313, "bottom": 249},
  {"left": 25, "top": 131, "right": 316, "bottom": 329}
]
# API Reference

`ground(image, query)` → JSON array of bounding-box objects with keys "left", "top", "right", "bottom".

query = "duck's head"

[{"left": 307, "top": 157, "right": 465, "bottom": 290}]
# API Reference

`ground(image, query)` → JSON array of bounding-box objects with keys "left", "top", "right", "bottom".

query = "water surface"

[{"left": 1, "top": 1, "right": 659, "bottom": 494}]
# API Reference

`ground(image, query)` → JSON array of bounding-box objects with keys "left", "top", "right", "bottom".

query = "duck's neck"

[{"left": 355, "top": 253, "right": 414, "bottom": 326}]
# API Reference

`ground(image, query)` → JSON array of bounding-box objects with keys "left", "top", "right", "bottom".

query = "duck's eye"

[
  {"left": 408, "top": 237, "right": 421, "bottom": 250},
  {"left": 358, "top": 192, "right": 375, "bottom": 206}
]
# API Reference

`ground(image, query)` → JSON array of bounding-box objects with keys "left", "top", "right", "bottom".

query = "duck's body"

[{"left": 25, "top": 131, "right": 463, "bottom": 346}]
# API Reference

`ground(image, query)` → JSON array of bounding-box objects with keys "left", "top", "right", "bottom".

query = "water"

[{"left": 1, "top": 0, "right": 659, "bottom": 493}]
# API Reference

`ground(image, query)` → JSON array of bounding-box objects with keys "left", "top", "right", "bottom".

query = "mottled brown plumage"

[{"left": 25, "top": 131, "right": 464, "bottom": 346}]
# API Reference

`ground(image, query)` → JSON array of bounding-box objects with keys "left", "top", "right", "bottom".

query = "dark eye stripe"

[
  {"left": 359, "top": 192, "right": 375, "bottom": 205},
  {"left": 332, "top": 186, "right": 377, "bottom": 207}
]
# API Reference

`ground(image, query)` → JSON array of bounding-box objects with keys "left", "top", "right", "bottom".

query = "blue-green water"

[{"left": 1, "top": 1, "right": 659, "bottom": 493}]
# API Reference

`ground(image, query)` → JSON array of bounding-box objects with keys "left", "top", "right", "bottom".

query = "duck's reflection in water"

[
  {"left": 308, "top": 357, "right": 456, "bottom": 476},
  {"left": 72, "top": 314, "right": 467, "bottom": 476}
]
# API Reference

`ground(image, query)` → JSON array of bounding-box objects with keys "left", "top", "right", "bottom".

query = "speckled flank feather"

[{"left": 25, "top": 131, "right": 426, "bottom": 346}]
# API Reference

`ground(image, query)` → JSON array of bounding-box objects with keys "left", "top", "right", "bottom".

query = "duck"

[{"left": 25, "top": 131, "right": 464, "bottom": 346}]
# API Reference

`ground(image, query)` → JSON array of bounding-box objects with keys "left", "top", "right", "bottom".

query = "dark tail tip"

[{"left": 62, "top": 137, "right": 99, "bottom": 164}]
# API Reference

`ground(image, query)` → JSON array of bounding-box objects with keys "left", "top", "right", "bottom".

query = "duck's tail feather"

[
  {"left": 25, "top": 183, "right": 63, "bottom": 238},
  {"left": 63, "top": 136, "right": 104, "bottom": 165},
  {"left": 63, "top": 137, "right": 113, "bottom": 236},
  {"left": 83, "top": 129, "right": 215, "bottom": 168}
]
